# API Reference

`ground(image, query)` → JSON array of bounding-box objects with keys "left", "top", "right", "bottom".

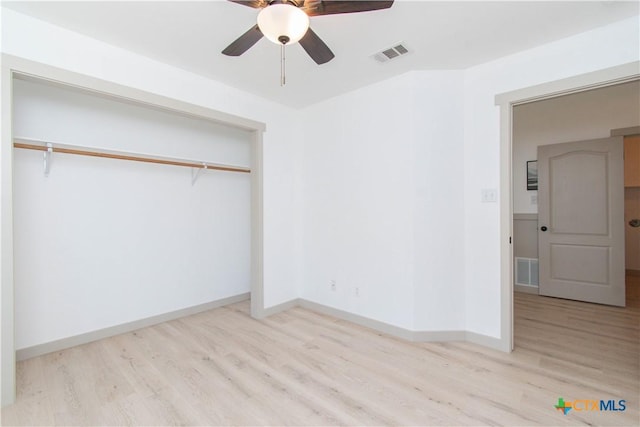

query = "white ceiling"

[{"left": 3, "top": 1, "right": 639, "bottom": 108}]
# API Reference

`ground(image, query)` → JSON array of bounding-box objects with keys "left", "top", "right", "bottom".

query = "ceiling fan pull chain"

[{"left": 280, "top": 43, "right": 286, "bottom": 86}]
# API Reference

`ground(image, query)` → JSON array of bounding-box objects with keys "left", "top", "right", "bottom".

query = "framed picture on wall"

[{"left": 527, "top": 160, "right": 538, "bottom": 191}]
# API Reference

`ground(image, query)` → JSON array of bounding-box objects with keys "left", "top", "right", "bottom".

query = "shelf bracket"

[
  {"left": 191, "top": 163, "right": 207, "bottom": 186},
  {"left": 43, "top": 142, "right": 53, "bottom": 177}
]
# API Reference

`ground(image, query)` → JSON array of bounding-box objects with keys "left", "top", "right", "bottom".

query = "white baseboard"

[
  {"left": 296, "top": 298, "right": 504, "bottom": 351},
  {"left": 16, "top": 292, "right": 250, "bottom": 361},
  {"left": 412, "top": 330, "right": 466, "bottom": 342},
  {"left": 17, "top": 293, "right": 508, "bottom": 361},
  {"left": 465, "top": 331, "right": 507, "bottom": 351},
  {"left": 515, "top": 284, "right": 539, "bottom": 294},
  {"left": 259, "top": 298, "right": 300, "bottom": 317},
  {"left": 298, "top": 299, "right": 415, "bottom": 341}
]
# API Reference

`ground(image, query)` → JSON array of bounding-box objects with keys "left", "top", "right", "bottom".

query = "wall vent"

[
  {"left": 515, "top": 257, "right": 539, "bottom": 286},
  {"left": 372, "top": 43, "right": 411, "bottom": 63}
]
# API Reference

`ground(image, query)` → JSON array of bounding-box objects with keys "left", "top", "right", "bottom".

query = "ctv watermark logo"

[{"left": 554, "top": 397, "right": 626, "bottom": 415}]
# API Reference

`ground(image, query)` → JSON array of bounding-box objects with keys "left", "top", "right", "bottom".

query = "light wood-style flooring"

[{"left": 2, "top": 292, "right": 638, "bottom": 426}]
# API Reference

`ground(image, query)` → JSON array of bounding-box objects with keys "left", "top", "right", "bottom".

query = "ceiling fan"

[{"left": 222, "top": 0, "right": 394, "bottom": 70}]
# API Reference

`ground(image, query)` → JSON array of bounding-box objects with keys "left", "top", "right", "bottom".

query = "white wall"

[
  {"left": 1, "top": 8, "right": 304, "bottom": 310},
  {"left": 12, "top": 78, "right": 252, "bottom": 349},
  {"left": 297, "top": 14, "right": 639, "bottom": 338},
  {"left": 513, "top": 81, "right": 640, "bottom": 214},
  {"left": 13, "top": 78, "right": 253, "bottom": 164},
  {"left": 300, "top": 73, "right": 416, "bottom": 329},
  {"left": 463, "top": 16, "right": 640, "bottom": 338},
  {"left": 412, "top": 72, "right": 466, "bottom": 331},
  {"left": 299, "top": 71, "right": 466, "bottom": 331}
]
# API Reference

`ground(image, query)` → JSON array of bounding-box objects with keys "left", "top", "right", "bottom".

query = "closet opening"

[{"left": 1, "top": 56, "right": 265, "bottom": 406}]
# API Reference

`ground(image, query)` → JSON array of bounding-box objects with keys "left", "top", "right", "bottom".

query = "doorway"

[
  {"left": 495, "top": 63, "right": 640, "bottom": 352},
  {"left": 510, "top": 80, "right": 640, "bottom": 344}
]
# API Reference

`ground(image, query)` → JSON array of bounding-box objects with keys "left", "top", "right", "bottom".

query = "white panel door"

[{"left": 538, "top": 137, "right": 625, "bottom": 306}]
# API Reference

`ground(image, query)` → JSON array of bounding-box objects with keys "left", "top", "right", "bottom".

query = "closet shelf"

[{"left": 13, "top": 138, "right": 251, "bottom": 174}]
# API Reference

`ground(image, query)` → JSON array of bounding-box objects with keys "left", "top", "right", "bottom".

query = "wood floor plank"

[{"left": 2, "top": 285, "right": 638, "bottom": 426}]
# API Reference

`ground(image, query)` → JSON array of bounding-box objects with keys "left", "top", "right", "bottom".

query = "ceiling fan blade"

[
  {"left": 304, "top": 0, "right": 394, "bottom": 17},
  {"left": 299, "top": 28, "right": 335, "bottom": 64},
  {"left": 227, "top": 0, "right": 268, "bottom": 9},
  {"left": 222, "top": 25, "right": 264, "bottom": 56}
]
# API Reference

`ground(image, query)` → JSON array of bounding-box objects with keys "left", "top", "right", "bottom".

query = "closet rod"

[{"left": 13, "top": 139, "right": 251, "bottom": 174}]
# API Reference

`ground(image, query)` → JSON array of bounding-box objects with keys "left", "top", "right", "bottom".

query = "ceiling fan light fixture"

[{"left": 257, "top": 3, "right": 310, "bottom": 45}]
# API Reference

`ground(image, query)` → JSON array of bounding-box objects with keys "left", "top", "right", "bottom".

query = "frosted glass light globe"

[{"left": 257, "top": 4, "right": 310, "bottom": 45}]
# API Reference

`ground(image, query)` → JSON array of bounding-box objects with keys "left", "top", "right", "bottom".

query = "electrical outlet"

[
  {"left": 330, "top": 279, "right": 336, "bottom": 291},
  {"left": 355, "top": 287, "right": 360, "bottom": 297},
  {"left": 481, "top": 188, "right": 497, "bottom": 203},
  {"left": 530, "top": 194, "right": 538, "bottom": 205}
]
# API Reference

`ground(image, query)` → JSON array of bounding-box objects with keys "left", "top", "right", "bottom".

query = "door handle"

[
  {"left": 630, "top": 219, "right": 640, "bottom": 228},
  {"left": 540, "top": 226, "right": 548, "bottom": 232}
]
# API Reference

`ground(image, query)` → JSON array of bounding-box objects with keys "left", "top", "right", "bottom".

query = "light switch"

[{"left": 481, "top": 188, "right": 497, "bottom": 203}]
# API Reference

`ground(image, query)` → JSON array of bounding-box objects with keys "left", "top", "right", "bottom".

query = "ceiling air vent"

[{"left": 373, "top": 43, "right": 410, "bottom": 63}]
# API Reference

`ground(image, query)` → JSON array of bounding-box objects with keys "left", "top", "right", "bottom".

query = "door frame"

[
  {"left": 496, "top": 61, "right": 640, "bottom": 351},
  {"left": 1, "top": 54, "right": 266, "bottom": 406}
]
